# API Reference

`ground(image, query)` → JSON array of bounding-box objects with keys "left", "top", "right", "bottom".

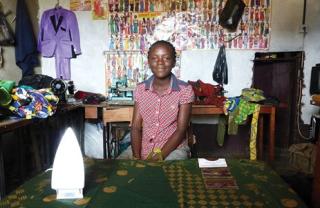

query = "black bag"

[
  {"left": 213, "top": 45, "right": 228, "bottom": 85},
  {"left": 18, "top": 74, "right": 54, "bottom": 89},
  {"left": 219, "top": 0, "right": 245, "bottom": 32}
]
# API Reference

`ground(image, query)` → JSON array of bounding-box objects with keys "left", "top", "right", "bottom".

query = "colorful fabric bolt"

[
  {"left": 8, "top": 87, "right": 58, "bottom": 119},
  {"left": 249, "top": 105, "right": 260, "bottom": 160}
]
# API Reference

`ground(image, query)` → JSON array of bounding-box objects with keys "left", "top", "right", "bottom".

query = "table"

[
  {"left": 0, "top": 158, "right": 306, "bottom": 207},
  {"left": 84, "top": 104, "right": 276, "bottom": 161},
  {"left": 0, "top": 104, "right": 84, "bottom": 199},
  {"left": 0, "top": 117, "right": 30, "bottom": 198}
]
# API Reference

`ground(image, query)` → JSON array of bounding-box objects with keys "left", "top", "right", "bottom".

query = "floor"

[{"left": 270, "top": 147, "right": 313, "bottom": 208}]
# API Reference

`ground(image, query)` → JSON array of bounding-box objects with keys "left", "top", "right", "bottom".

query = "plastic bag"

[
  {"left": 212, "top": 45, "right": 228, "bottom": 85},
  {"left": 219, "top": 0, "right": 245, "bottom": 32}
]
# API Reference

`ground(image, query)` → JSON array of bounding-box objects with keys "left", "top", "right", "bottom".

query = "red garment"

[
  {"left": 134, "top": 75, "right": 194, "bottom": 159},
  {"left": 188, "top": 80, "right": 226, "bottom": 106}
]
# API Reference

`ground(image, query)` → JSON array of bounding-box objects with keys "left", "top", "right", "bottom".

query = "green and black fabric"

[
  {"left": 0, "top": 80, "right": 15, "bottom": 106},
  {"left": 227, "top": 108, "right": 239, "bottom": 135},
  {"left": 0, "top": 159, "right": 307, "bottom": 208},
  {"left": 217, "top": 115, "right": 227, "bottom": 147}
]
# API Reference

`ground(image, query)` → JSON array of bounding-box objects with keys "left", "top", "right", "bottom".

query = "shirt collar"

[{"left": 144, "top": 73, "right": 180, "bottom": 92}]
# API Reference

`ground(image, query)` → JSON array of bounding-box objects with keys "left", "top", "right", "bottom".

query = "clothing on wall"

[
  {"left": 38, "top": 7, "right": 81, "bottom": 80},
  {"left": 0, "top": 12, "right": 14, "bottom": 46},
  {"left": 15, "top": 0, "right": 39, "bottom": 77}
]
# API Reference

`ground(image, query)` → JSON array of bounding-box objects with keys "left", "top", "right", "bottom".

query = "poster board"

[{"left": 103, "top": 0, "right": 271, "bottom": 97}]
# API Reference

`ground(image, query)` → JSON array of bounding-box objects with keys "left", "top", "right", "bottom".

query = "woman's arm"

[
  {"left": 131, "top": 102, "right": 143, "bottom": 159},
  {"left": 159, "top": 103, "right": 192, "bottom": 159}
]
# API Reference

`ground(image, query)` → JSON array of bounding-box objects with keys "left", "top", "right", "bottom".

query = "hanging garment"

[
  {"left": 38, "top": 7, "right": 81, "bottom": 79},
  {"left": 15, "top": 0, "right": 39, "bottom": 77},
  {"left": 0, "top": 12, "right": 14, "bottom": 46},
  {"left": 223, "top": 91, "right": 265, "bottom": 160},
  {"left": 212, "top": 45, "right": 228, "bottom": 85}
]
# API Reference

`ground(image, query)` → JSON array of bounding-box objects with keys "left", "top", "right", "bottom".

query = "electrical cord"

[
  {"left": 296, "top": 77, "right": 311, "bottom": 140},
  {"left": 296, "top": 52, "right": 312, "bottom": 141}
]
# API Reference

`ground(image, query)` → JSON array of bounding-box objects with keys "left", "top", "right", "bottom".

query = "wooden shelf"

[{"left": 253, "top": 57, "right": 298, "bottom": 62}]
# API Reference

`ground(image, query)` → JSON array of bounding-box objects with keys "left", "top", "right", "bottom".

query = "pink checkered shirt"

[{"left": 134, "top": 74, "right": 195, "bottom": 159}]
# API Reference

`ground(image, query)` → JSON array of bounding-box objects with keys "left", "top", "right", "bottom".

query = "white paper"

[{"left": 198, "top": 158, "right": 228, "bottom": 168}]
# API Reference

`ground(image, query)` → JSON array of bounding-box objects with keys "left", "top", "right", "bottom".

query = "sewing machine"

[
  {"left": 108, "top": 80, "right": 134, "bottom": 105},
  {"left": 51, "top": 79, "right": 75, "bottom": 103}
]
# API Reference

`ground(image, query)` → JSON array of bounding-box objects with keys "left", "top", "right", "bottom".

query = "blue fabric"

[{"left": 15, "top": 0, "right": 39, "bottom": 77}]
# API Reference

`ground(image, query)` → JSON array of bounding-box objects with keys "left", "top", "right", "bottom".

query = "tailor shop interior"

[{"left": 0, "top": 0, "right": 320, "bottom": 207}]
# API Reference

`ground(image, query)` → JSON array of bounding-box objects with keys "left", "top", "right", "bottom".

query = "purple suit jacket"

[{"left": 38, "top": 7, "right": 81, "bottom": 58}]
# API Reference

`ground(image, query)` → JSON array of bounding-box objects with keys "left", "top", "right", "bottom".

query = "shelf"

[{"left": 253, "top": 57, "right": 298, "bottom": 62}]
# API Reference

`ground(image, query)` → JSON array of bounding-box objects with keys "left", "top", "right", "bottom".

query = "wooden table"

[
  {"left": 0, "top": 104, "right": 84, "bottom": 199},
  {"left": 0, "top": 117, "right": 32, "bottom": 198},
  {"left": 191, "top": 105, "right": 276, "bottom": 162},
  {"left": 0, "top": 158, "right": 307, "bottom": 208},
  {"left": 84, "top": 104, "right": 276, "bottom": 161}
]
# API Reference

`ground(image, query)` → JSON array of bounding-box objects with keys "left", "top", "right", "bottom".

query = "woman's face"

[{"left": 148, "top": 44, "right": 175, "bottom": 79}]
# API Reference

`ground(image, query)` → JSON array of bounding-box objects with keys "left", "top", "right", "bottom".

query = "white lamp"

[{"left": 51, "top": 127, "right": 84, "bottom": 199}]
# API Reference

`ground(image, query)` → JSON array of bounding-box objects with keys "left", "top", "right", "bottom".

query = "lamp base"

[{"left": 56, "top": 188, "right": 83, "bottom": 199}]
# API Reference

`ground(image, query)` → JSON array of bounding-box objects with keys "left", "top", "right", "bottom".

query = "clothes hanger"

[
  {"left": 55, "top": 0, "right": 61, "bottom": 9},
  {"left": 222, "top": 33, "right": 242, "bottom": 44}
]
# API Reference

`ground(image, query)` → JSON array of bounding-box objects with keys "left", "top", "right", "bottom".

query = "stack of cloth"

[{"left": 0, "top": 79, "right": 59, "bottom": 119}]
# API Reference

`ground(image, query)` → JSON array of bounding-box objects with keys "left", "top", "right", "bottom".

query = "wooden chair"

[{"left": 102, "top": 107, "right": 133, "bottom": 159}]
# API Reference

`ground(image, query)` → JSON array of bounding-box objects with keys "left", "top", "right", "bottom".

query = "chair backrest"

[{"left": 103, "top": 107, "right": 133, "bottom": 124}]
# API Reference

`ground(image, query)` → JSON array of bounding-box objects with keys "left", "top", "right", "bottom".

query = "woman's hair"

[{"left": 147, "top": 40, "right": 176, "bottom": 61}]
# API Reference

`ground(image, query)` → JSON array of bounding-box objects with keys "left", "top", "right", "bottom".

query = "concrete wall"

[{"left": 1, "top": 0, "right": 320, "bottom": 124}]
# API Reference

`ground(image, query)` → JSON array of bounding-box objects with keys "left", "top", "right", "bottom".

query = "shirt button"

[
  {"left": 156, "top": 123, "right": 159, "bottom": 126},
  {"left": 155, "top": 111, "right": 159, "bottom": 114},
  {"left": 157, "top": 99, "right": 160, "bottom": 102}
]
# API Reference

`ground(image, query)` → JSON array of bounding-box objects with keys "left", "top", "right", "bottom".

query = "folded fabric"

[
  {"left": 241, "top": 88, "right": 265, "bottom": 102},
  {"left": 0, "top": 80, "right": 15, "bottom": 106},
  {"left": 8, "top": 87, "right": 58, "bottom": 119}
]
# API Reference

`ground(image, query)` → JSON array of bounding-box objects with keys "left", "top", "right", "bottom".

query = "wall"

[
  {"left": 39, "top": 0, "right": 306, "bottom": 95},
  {"left": 0, "top": 0, "right": 40, "bottom": 83},
  {"left": 3, "top": 0, "right": 319, "bottom": 124},
  {"left": 38, "top": 0, "right": 107, "bottom": 95}
]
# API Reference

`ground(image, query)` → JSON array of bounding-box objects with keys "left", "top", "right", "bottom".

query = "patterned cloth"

[
  {"left": 7, "top": 87, "right": 59, "bottom": 119},
  {"left": 134, "top": 74, "right": 194, "bottom": 159},
  {"left": 234, "top": 99, "right": 257, "bottom": 125},
  {"left": 0, "top": 159, "right": 307, "bottom": 208},
  {"left": 223, "top": 97, "right": 262, "bottom": 160}
]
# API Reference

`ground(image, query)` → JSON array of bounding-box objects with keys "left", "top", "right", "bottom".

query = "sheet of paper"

[{"left": 198, "top": 158, "right": 227, "bottom": 168}]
